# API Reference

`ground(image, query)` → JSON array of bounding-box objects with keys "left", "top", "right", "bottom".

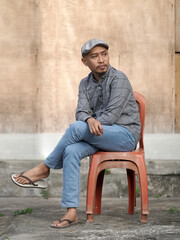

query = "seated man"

[{"left": 11, "top": 39, "right": 141, "bottom": 228}]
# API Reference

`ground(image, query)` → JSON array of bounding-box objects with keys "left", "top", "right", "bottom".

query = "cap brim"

[{"left": 82, "top": 43, "right": 109, "bottom": 57}]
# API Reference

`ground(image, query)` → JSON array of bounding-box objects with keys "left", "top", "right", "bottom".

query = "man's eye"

[{"left": 91, "top": 55, "right": 97, "bottom": 58}]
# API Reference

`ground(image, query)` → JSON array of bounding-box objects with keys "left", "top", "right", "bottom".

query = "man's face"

[{"left": 82, "top": 46, "right": 109, "bottom": 80}]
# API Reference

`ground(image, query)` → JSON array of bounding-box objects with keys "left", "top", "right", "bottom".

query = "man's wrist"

[{"left": 86, "top": 117, "right": 93, "bottom": 123}]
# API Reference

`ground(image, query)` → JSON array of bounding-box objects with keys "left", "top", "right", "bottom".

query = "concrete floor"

[{"left": 0, "top": 196, "right": 180, "bottom": 240}]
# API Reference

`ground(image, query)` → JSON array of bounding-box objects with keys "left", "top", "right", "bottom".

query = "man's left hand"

[{"left": 86, "top": 118, "right": 103, "bottom": 136}]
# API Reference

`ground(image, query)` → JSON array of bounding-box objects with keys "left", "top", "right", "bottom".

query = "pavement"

[{"left": 0, "top": 196, "right": 180, "bottom": 240}]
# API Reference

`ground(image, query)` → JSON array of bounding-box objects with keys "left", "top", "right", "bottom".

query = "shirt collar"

[{"left": 100, "top": 64, "right": 111, "bottom": 80}]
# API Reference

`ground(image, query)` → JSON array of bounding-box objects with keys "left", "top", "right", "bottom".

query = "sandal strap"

[
  {"left": 60, "top": 219, "right": 73, "bottom": 224},
  {"left": 19, "top": 172, "right": 38, "bottom": 186}
]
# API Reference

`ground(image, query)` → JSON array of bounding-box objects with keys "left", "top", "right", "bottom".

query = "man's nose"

[{"left": 98, "top": 55, "right": 104, "bottom": 63}]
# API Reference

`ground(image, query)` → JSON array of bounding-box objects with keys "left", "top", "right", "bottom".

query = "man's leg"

[
  {"left": 14, "top": 121, "right": 135, "bottom": 184},
  {"left": 82, "top": 123, "right": 136, "bottom": 152},
  {"left": 44, "top": 121, "right": 98, "bottom": 169},
  {"left": 67, "top": 121, "right": 136, "bottom": 152},
  {"left": 51, "top": 121, "right": 135, "bottom": 228},
  {"left": 45, "top": 121, "right": 135, "bottom": 170},
  {"left": 14, "top": 121, "right": 92, "bottom": 184},
  {"left": 51, "top": 141, "right": 98, "bottom": 228},
  {"left": 61, "top": 141, "right": 98, "bottom": 208}
]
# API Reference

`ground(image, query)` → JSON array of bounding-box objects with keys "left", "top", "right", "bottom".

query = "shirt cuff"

[{"left": 77, "top": 114, "right": 92, "bottom": 122}]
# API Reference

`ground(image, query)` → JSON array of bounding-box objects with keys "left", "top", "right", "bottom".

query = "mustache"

[{"left": 97, "top": 64, "right": 107, "bottom": 68}]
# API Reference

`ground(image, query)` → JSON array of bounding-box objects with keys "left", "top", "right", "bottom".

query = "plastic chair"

[{"left": 86, "top": 91, "right": 149, "bottom": 223}]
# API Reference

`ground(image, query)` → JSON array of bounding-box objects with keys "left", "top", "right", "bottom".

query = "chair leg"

[
  {"left": 86, "top": 213, "right": 94, "bottom": 223},
  {"left": 127, "top": 169, "right": 136, "bottom": 215},
  {"left": 134, "top": 175, "right": 136, "bottom": 207},
  {"left": 86, "top": 175, "right": 96, "bottom": 222},
  {"left": 94, "top": 170, "right": 105, "bottom": 215},
  {"left": 136, "top": 158, "right": 149, "bottom": 223},
  {"left": 86, "top": 156, "right": 100, "bottom": 223}
]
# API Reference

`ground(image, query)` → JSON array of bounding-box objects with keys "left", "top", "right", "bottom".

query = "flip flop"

[
  {"left": 11, "top": 172, "right": 47, "bottom": 189},
  {"left": 51, "top": 219, "right": 78, "bottom": 229}
]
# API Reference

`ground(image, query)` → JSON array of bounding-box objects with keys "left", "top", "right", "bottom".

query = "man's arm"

[
  {"left": 96, "top": 75, "right": 132, "bottom": 125},
  {"left": 76, "top": 82, "right": 103, "bottom": 136},
  {"left": 76, "top": 82, "right": 93, "bottom": 122}
]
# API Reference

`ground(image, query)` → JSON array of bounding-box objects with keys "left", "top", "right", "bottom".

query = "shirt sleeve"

[
  {"left": 96, "top": 75, "right": 132, "bottom": 125},
  {"left": 75, "top": 81, "right": 93, "bottom": 122}
]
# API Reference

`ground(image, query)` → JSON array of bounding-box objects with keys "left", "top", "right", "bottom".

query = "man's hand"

[{"left": 86, "top": 118, "right": 103, "bottom": 136}]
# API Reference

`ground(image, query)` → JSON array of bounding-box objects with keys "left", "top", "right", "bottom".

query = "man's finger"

[
  {"left": 95, "top": 127, "right": 102, "bottom": 136},
  {"left": 93, "top": 128, "right": 100, "bottom": 136},
  {"left": 89, "top": 126, "right": 94, "bottom": 135},
  {"left": 91, "top": 126, "right": 98, "bottom": 135},
  {"left": 97, "top": 123, "right": 103, "bottom": 134},
  {"left": 91, "top": 125, "right": 100, "bottom": 136},
  {"left": 99, "top": 125, "right": 103, "bottom": 134}
]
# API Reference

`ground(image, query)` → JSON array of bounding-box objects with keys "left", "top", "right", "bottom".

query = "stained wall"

[
  {"left": 0, "top": 0, "right": 175, "bottom": 133},
  {"left": 0, "top": 0, "right": 37, "bottom": 132}
]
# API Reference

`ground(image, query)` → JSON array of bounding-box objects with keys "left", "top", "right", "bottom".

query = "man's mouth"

[{"left": 97, "top": 65, "right": 106, "bottom": 70}]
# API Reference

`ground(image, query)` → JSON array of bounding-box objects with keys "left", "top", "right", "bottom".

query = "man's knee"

[
  {"left": 63, "top": 144, "right": 82, "bottom": 164},
  {"left": 70, "top": 121, "right": 87, "bottom": 129},
  {"left": 69, "top": 121, "right": 88, "bottom": 136},
  {"left": 64, "top": 144, "right": 77, "bottom": 156}
]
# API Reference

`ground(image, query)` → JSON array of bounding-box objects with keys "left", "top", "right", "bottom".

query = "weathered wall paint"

[
  {"left": 0, "top": 0, "right": 37, "bottom": 132},
  {"left": 176, "top": 0, "right": 180, "bottom": 51},
  {"left": 0, "top": 0, "right": 175, "bottom": 133}
]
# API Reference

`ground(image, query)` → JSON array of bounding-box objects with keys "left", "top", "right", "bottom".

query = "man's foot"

[
  {"left": 13, "top": 162, "right": 50, "bottom": 185},
  {"left": 51, "top": 208, "right": 78, "bottom": 228}
]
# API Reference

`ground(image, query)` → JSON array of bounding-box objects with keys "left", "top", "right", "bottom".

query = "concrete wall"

[
  {"left": 176, "top": 0, "right": 180, "bottom": 51},
  {"left": 1, "top": 133, "right": 180, "bottom": 161},
  {"left": 0, "top": 0, "right": 37, "bottom": 133},
  {"left": 0, "top": 0, "right": 175, "bottom": 133},
  {"left": 175, "top": 54, "right": 180, "bottom": 132},
  {"left": 175, "top": 0, "right": 180, "bottom": 132}
]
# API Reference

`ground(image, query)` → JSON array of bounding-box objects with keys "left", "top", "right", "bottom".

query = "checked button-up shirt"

[{"left": 76, "top": 65, "right": 141, "bottom": 145}]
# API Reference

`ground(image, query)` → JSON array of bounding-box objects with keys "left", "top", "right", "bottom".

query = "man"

[{"left": 11, "top": 39, "right": 141, "bottom": 228}]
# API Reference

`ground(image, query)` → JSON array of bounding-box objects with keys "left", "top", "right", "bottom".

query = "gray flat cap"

[{"left": 81, "top": 39, "right": 109, "bottom": 57}]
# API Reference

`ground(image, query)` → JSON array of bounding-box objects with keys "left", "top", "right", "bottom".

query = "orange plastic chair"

[{"left": 86, "top": 91, "right": 149, "bottom": 223}]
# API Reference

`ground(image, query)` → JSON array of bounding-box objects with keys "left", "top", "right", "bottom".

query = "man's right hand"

[{"left": 86, "top": 118, "right": 103, "bottom": 136}]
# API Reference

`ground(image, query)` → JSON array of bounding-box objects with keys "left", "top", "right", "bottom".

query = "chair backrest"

[{"left": 133, "top": 91, "right": 146, "bottom": 150}]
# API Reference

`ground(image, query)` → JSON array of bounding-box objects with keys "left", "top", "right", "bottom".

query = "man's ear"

[{"left": 81, "top": 57, "right": 88, "bottom": 66}]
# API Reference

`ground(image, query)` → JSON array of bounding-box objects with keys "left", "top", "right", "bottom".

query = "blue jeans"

[{"left": 44, "top": 121, "right": 135, "bottom": 208}]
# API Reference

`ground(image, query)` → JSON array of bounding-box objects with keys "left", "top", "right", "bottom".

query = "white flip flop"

[{"left": 11, "top": 173, "right": 47, "bottom": 189}]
